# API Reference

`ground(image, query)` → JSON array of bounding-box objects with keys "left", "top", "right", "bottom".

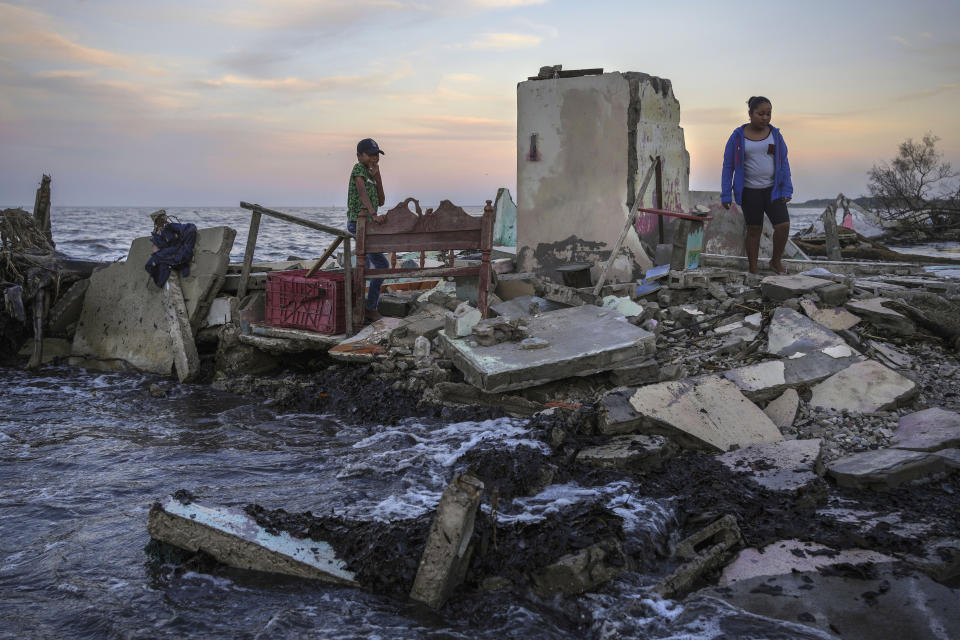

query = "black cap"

[{"left": 357, "top": 138, "right": 384, "bottom": 155}]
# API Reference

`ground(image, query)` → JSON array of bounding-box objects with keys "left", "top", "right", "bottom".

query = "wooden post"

[
  {"left": 162, "top": 272, "right": 200, "bottom": 383},
  {"left": 822, "top": 204, "right": 842, "bottom": 261},
  {"left": 343, "top": 236, "right": 355, "bottom": 335},
  {"left": 238, "top": 210, "right": 261, "bottom": 299},
  {"left": 654, "top": 157, "right": 665, "bottom": 245},
  {"left": 592, "top": 158, "right": 659, "bottom": 296}
]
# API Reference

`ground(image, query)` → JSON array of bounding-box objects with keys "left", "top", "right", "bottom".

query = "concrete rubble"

[
  {"left": 410, "top": 472, "right": 484, "bottom": 609},
  {"left": 148, "top": 496, "right": 357, "bottom": 585}
]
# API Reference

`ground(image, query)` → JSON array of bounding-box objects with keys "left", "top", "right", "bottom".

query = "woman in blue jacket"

[{"left": 721, "top": 96, "right": 793, "bottom": 274}]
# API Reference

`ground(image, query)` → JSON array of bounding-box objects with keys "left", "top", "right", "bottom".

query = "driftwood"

[
  {"left": 883, "top": 292, "right": 960, "bottom": 351},
  {"left": 1, "top": 202, "right": 99, "bottom": 365}
]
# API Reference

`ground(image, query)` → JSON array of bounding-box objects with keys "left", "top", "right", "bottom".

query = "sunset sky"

[{"left": 1, "top": 0, "right": 958, "bottom": 207}]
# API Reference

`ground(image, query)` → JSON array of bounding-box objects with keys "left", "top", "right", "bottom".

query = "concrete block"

[
  {"left": 827, "top": 448, "right": 950, "bottom": 490},
  {"left": 608, "top": 358, "right": 660, "bottom": 386},
  {"left": 599, "top": 387, "right": 647, "bottom": 434},
  {"left": 655, "top": 515, "right": 741, "bottom": 599},
  {"left": 763, "top": 388, "right": 799, "bottom": 428},
  {"left": 719, "top": 540, "right": 893, "bottom": 586},
  {"left": 816, "top": 282, "right": 850, "bottom": 306},
  {"left": 410, "top": 472, "right": 484, "bottom": 609},
  {"left": 892, "top": 407, "right": 960, "bottom": 452},
  {"left": 147, "top": 496, "right": 356, "bottom": 584},
  {"left": 444, "top": 302, "right": 482, "bottom": 338},
  {"left": 531, "top": 539, "right": 627, "bottom": 597},
  {"left": 760, "top": 274, "right": 831, "bottom": 301},
  {"left": 716, "top": 439, "right": 824, "bottom": 495},
  {"left": 576, "top": 434, "right": 678, "bottom": 472},
  {"left": 440, "top": 306, "right": 655, "bottom": 393},
  {"left": 809, "top": 360, "right": 917, "bottom": 412},
  {"left": 846, "top": 297, "right": 915, "bottom": 335},
  {"left": 628, "top": 376, "right": 783, "bottom": 452},
  {"left": 204, "top": 297, "right": 233, "bottom": 327}
]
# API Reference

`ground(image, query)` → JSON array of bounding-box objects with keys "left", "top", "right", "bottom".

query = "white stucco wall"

[{"left": 516, "top": 71, "right": 690, "bottom": 283}]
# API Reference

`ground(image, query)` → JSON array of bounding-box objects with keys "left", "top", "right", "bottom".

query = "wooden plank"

[
  {"left": 240, "top": 202, "right": 352, "bottom": 238},
  {"left": 161, "top": 272, "right": 200, "bottom": 383},
  {"left": 592, "top": 159, "right": 659, "bottom": 296},
  {"left": 305, "top": 236, "right": 343, "bottom": 277},
  {"left": 343, "top": 237, "right": 354, "bottom": 335},
  {"left": 237, "top": 210, "right": 261, "bottom": 299}
]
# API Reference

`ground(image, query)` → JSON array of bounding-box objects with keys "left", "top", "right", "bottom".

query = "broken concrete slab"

[
  {"left": 204, "top": 296, "right": 233, "bottom": 327},
  {"left": 161, "top": 273, "right": 200, "bottom": 383},
  {"left": 71, "top": 227, "right": 234, "bottom": 375},
  {"left": 719, "top": 539, "right": 894, "bottom": 586},
  {"left": 827, "top": 448, "right": 952, "bottom": 489},
  {"left": 248, "top": 323, "right": 343, "bottom": 348},
  {"left": 760, "top": 274, "right": 831, "bottom": 301},
  {"left": 809, "top": 359, "right": 917, "bottom": 412},
  {"left": 576, "top": 434, "right": 678, "bottom": 472},
  {"left": 419, "top": 382, "right": 543, "bottom": 416},
  {"left": 531, "top": 539, "right": 628, "bottom": 597},
  {"left": 608, "top": 357, "right": 660, "bottom": 386},
  {"left": 846, "top": 297, "right": 915, "bottom": 335},
  {"left": 892, "top": 407, "right": 960, "bottom": 452},
  {"left": 701, "top": 564, "right": 960, "bottom": 640},
  {"left": 490, "top": 295, "right": 565, "bottom": 320},
  {"left": 328, "top": 317, "right": 405, "bottom": 362},
  {"left": 599, "top": 387, "right": 646, "bottom": 434},
  {"left": 627, "top": 376, "right": 783, "bottom": 452},
  {"left": 799, "top": 298, "right": 861, "bottom": 332},
  {"left": 763, "top": 388, "right": 799, "bottom": 428},
  {"left": 439, "top": 305, "right": 655, "bottom": 393},
  {"left": 766, "top": 307, "right": 852, "bottom": 357},
  {"left": 716, "top": 439, "right": 824, "bottom": 496},
  {"left": 148, "top": 496, "right": 357, "bottom": 584},
  {"left": 721, "top": 349, "right": 860, "bottom": 402},
  {"left": 410, "top": 472, "right": 484, "bottom": 609}
]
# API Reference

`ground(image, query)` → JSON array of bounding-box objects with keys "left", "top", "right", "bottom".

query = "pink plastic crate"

[{"left": 265, "top": 269, "right": 346, "bottom": 335}]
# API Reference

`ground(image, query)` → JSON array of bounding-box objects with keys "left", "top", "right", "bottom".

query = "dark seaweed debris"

[{"left": 243, "top": 503, "right": 432, "bottom": 598}]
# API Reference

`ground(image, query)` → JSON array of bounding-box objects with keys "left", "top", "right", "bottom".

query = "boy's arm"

[
  {"left": 354, "top": 176, "right": 386, "bottom": 225},
  {"left": 370, "top": 165, "right": 386, "bottom": 207}
]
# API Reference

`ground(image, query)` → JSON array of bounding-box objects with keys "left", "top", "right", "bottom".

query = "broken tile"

[
  {"left": 799, "top": 298, "right": 861, "bottom": 332},
  {"left": 766, "top": 307, "right": 852, "bottom": 357}
]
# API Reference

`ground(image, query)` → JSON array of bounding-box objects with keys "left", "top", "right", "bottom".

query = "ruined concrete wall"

[{"left": 516, "top": 71, "right": 690, "bottom": 283}]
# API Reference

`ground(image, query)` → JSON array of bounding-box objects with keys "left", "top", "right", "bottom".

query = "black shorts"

[{"left": 741, "top": 187, "right": 790, "bottom": 226}]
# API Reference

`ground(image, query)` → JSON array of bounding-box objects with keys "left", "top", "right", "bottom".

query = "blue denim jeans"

[{"left": 347, "top": 220, "right": 389, "bottom": 311}]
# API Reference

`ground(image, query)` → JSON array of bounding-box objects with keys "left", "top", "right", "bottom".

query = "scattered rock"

[
  {"left": 576, "top": 434, "right": 679, "bottom": 472},
  {"left": 891, "top": 407, "right": 960, "bottom": 452},
  {"left": 763, "top": 388, "right": 799, "bottom": 428}
]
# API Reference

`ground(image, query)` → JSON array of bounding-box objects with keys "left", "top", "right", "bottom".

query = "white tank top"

[{"left": 744, "top": 130, "right": 775, "bottom": 189}]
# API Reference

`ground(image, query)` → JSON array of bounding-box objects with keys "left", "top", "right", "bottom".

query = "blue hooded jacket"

[{"left": 721, "top": 124, "right": 793, "bottom": 205}]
